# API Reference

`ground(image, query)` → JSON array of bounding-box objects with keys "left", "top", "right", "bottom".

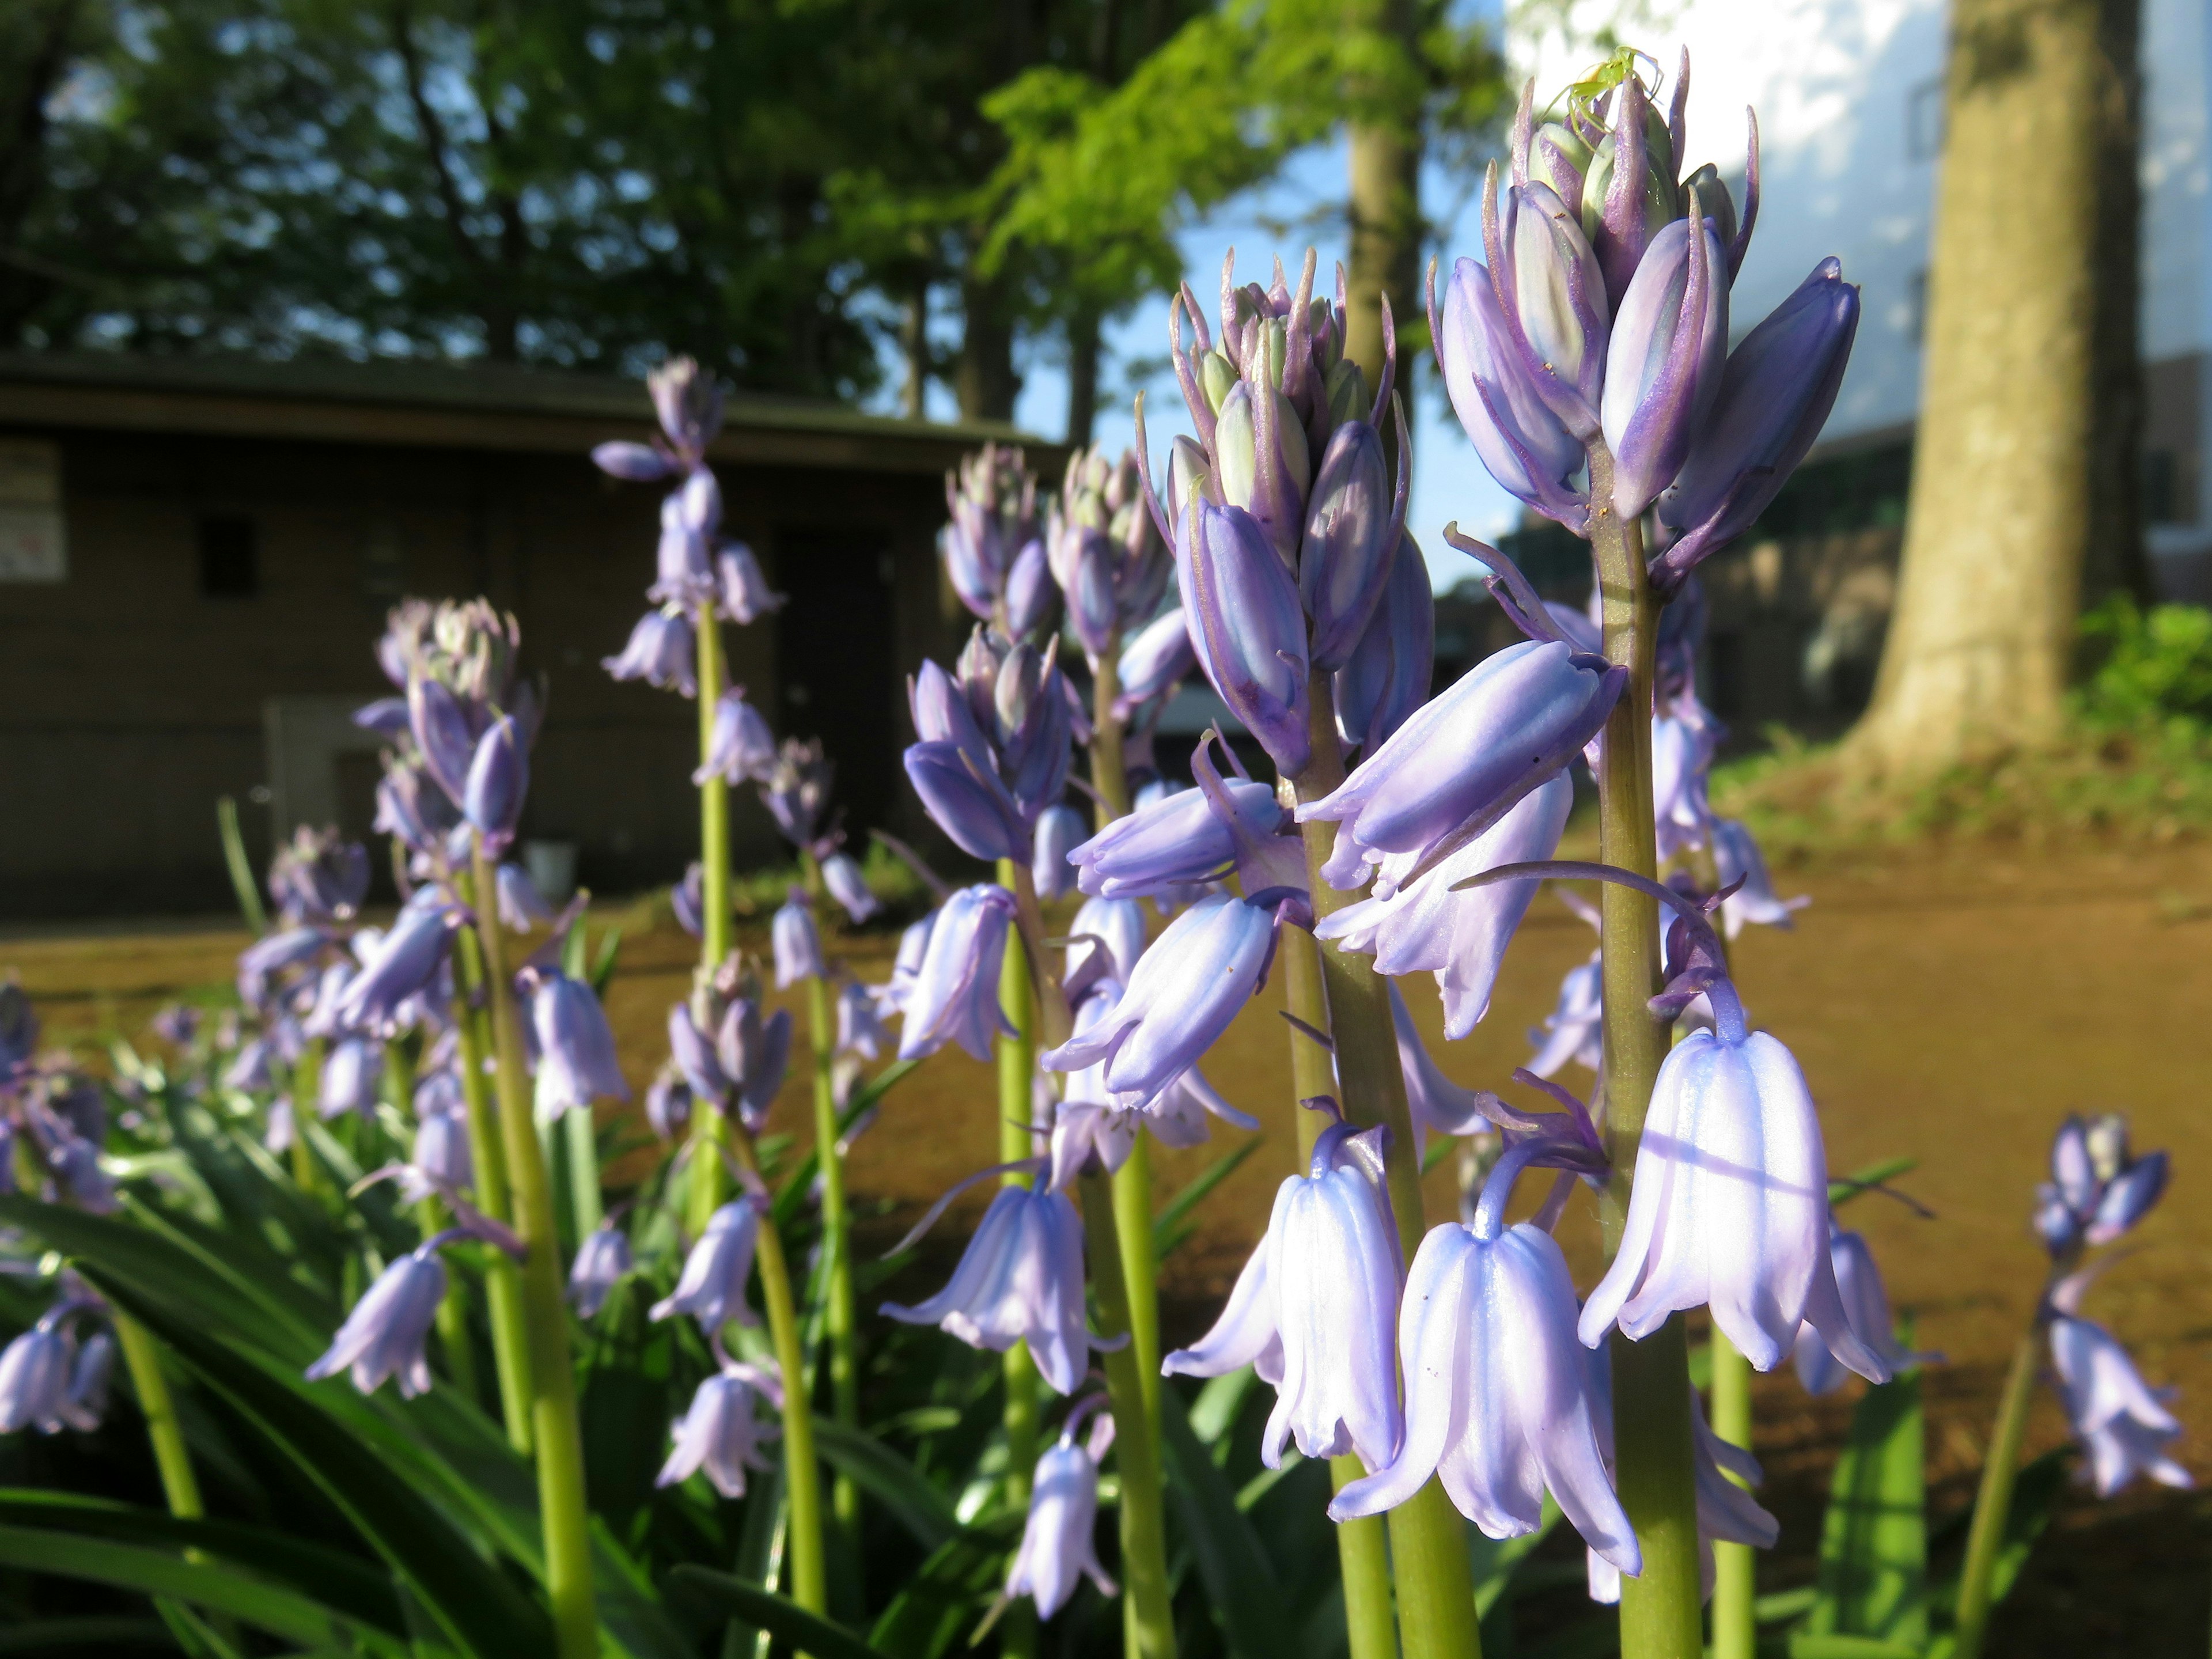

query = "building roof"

[{"left": 0, "top": 350, "right": 1051, "bottom": 475}]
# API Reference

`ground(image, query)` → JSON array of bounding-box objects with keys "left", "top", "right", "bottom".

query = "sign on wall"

[{"left": 0, "top": 440, "right": 66, "bottom": 582}]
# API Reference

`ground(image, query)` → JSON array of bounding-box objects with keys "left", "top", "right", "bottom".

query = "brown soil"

[{"left": 13, "top": 839, "right": 2212, "bottom": 1652}]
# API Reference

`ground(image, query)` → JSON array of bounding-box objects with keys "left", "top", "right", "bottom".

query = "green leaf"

[
  {"left": 1831, "top": 1157, "right": 1919, "bottom": 1207},
  {"left": 1157, "top": 1382, "right": 1305, "bottom": 1659},
  {"left": 1927, "top": 1447, "right": 2073, "bottom": 1635},
  {"left": 589, "top": 926, "right": 624, "bottom": 997},
  {"left": 1788, "top": 1638, "right": 1926, "bottom": 1659},
  {"left": 0, "top": 1618, "right": 175, "bottom": 1652},
  {"left": 772, "top": 1060, "right": 920, "bottom": 1230},
  {"left": 814, "top": 1416, "right": 961, "bottom": 1551},
  {"left": 1807, "top": 1363, "right": 1928, "bottom": 1646},
  {"left": 866, "top": 1513, "right": 1020, "bottom": 1659},
  {"left": 668, "top": 1566, "right": 893, "bottom": 1659},
  {"left": 0, "top": 1522, "right": 406, "bottom": 1654},
  {"left": 1152, "top": 1137, "right": 1262, "bottom": 1260}
]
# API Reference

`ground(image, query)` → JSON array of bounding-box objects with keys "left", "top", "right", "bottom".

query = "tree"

[{"left": 1848, "top": 0, "right": 2148, "bottom": 772}]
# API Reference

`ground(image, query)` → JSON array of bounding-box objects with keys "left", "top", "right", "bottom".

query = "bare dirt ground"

[{"left": 13, "top": 838, "right": 2212, "bottom": 1652}]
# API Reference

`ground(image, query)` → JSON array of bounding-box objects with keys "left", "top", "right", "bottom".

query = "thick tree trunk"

[
  {"left": 956, "top": 268, "right": 1020, "bottom": 422},
  {"left": 1342, "top": 0, "right": 1421, "bottom": 411},
  {"left": 1065, "top": 302, "right": 1101, "bottom": 446},
  {"left": 2084, "top": 0, "right": 2150, "bottom": 615},
  {"left": 1849, "top": 0, "right": 2111, "bottom": 772},
  {"left": 901, "top": 279, "right": 929, "bottom": 420}
]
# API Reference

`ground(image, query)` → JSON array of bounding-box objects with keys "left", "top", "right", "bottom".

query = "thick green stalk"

[
  {"left": 453, "top": 925, "right": 534, "bottom": 1455},
  {"left": 1281, "top": 917, "right": 1400, "bottom": 1659},
  {"left": 1949, "top": 1328, "right": 2040, "bottom": 1659},
  {"left": 1289, "top": 679, "right": 1482, "bottom": 1659},
  {"left": 113, "top": 1315, "right": 202, "bottom": 1520},
  {"left": 728, "top": 1131, "right": 829, "bottom": 1620},
  {"left": 994, "top": 858, "right": 1041, "bottom": 1659},
  {"left": 1707, "top": 1336, "right": 1756, "bottom": 1658},
  {"left": 290, "top": 1040, "right": 324, "bottom": 1196},
  {"left": 1089, "top": 634, "right": 1131, "bottom": 825},
  {"left": 566, "top": 1107, "right": 603, "bottom": 1235},
  {"left": 471, "top": 842, "right": 597, "bottom": 1659},
  {"left": 1589, "top": 444, "right": 1702, "bottom": 1659},
  {"left": 1078, "top": 1169, "right": 1177, "bottom": 1659},
  {"left": 804, "top": 967, "right": 860, "bottom": 1543},
  {"left": 690, "top": 598, "right": 734, "bottom": 1233}
]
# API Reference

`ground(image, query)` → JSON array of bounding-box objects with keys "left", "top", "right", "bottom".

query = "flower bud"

[
  {"left": 648, "top": 356, "right": 723, "bottom": 458},
  {"left": 1065, "top": 531, "right": 1119, "bottom": 658},
  {"left": 463, "top": 715, "right": 528, "bottom": 846},
  {"left": 1300, "top": 421, "right": 1396, "bottom": 672},
  {"left": 1503, "top": 181, "right": 1611, "bottom": 433},
  {"left": 1199, "top": 351, "right": 1239, "bottom": 414},
  {"left": 1334, "top": 532, "right": 1433, "bottom": 756},
  {"left": 1582, "top": 74, "right": 1681, "bottom": 306},
  {"left": 1177, "top": 499, "right": 1312, "bottom": 777},
  {"left": 772, "top": 891, "right": 825, "bottom": 987},
  {"left": 591, "top": 440, "right": 675, "bottom": 482},
  {"left": 1005, "top": 539, "right": 1057, "bottom": 638},
  {"left": 820, "top": 851, "right": 879, "bottom": 923},
  {"left": 1436, "top": 259, "right": 1585, "bottom": 524},
  {"left": 1600, "top": 214, "right": 1728, "bottom": 518},
  {"left": 1114, "top": 608, "right": 1198, "bottom": 715},
  {"left": 904, "top": 741, "right": 1028, "bottom": 862}
]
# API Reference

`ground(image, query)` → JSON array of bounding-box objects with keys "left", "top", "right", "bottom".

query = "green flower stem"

[
  {"left": 1078, "top": 1168, "right": 1178, "bottom": 1659},
  {"left": 994, "top": 858, "right": 1041, "bottom": 1659},
  {"left": 1950, "top": 1326, "right": 2040, "bottom": 1659},
  {"left": 216, "top": 795, "right": 268, "bottom": 933},
  {"left": 290, "top": 1040, "right": 324, "bottom": 1196},
  {"left": 565, "top": 1106, "right": 603, "bottom": 1235},
  {"left": 470, "top": 839, "right": 597, "bottom": 1659},
  {"left": 1090, "top": 633, "right": 1132, "bottom": 824},
  {"left": 1280, "top": 915, "right": 1399, "bottom": 1659},
  {"left": 726, "top": 1128, "right": 829, "bottom": 1622},
  {"left": 113, "top": 1313, "right": 202, "bottom": 1520},
  {"left": 1706, "top": 1332, "right": 1755, "bottom": 1659},
  {"left": 690, "top": 597, "right": 734, "bottom": 1234},
  {"left": 453, "top": 923, "right": 534, "bottom": 1455},
  {"left": 1588, "top": 441, "right": 1702, "bottom": 1659},
  {"left": 1290, "top": 676, "right": 1482, "bottom": 1659},
  {"left": 418, "top": 1193, "right": 482, "bottom": 1402}
]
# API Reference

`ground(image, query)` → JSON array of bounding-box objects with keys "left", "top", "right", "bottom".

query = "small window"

[
  {"left": 1907, "top": 79, "right": 1945, "bottom": 161},
  {"left": 199, "top": 516, "right": 258, "bottom": 597}
]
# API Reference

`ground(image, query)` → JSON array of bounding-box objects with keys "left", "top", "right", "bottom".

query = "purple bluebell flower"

[
  {"left": 319, "top": 1036, "right": 382, "bottom": 1121},
  {"left": 652, "top": 1200, "right": 762, "bottom": 1333},
  {"left": 836, "top": 980, "right": 889, "bottom": 1060},
  {"left": 873, "top": 914, "right": 935, "bottom": 1020},
  {"left": 1300, "top": 419, "right": 1402, "bottom": 672},
  {"left": 1712, "top": 819, "right": 1806, "bottom": 939},
  {"left": 1653, "top": 259, "right": 1859, "bottom": 593},
  {"left": 569, "top": 1224, "right": 635, "bottom": 1317},
  {"left": 1334, "top": 531, "right": 1434, "bottom": 756},
  {"left": 1068, "top": 750, "right": 1289, "bottom": 901},
  {"left": 1650, "top": 698, "right": 1719, "bottom": 862},
  {"left": 407, "top": 673, "right": 479, "bottom": 805},
  {"left": 668, "top": 1002, "right": 729, "bottom": 1102},
  {"left": 1579, "top": 996, "right": 1889, "bottom": 1380},
  {"left": 1006, "top": 1416, "right": 1118, "bottom": 1617},
  {"left": 266, "top": 1096, "right": 296, "bottom": 1154},
  {"left": 717, "top": 994, "right": 793, "bottom": 1131},
  {"left": 2050, "top": 1313, "right": 2190, "bottom": 1497},
  {"left": 671, "top": 863, "right": 706, "bottom": 938},
  {"left": 603, "top": 609, "right": 697, "bottom": 697},
  {"left": 306, "top": 1244, "right": 448, "bottom": 1397},
  {"left": 1300, "top": 641, "right": 1622, "bottom": 892},
  {"left": 354, "top": 694, "right": 411, "bottom": 740},
  {"left": 658, "top": 1362, "right": 784, "bottom": 1498},
  {"left": 694, "top": 690, "right": 779, "bottom": 786},
  {"left": 0, "top": 1321, "right": 74, "bottom": 1433},
  {"left": 1490, "top": 177, "right": 1610, "bottom": 435},
  {"left": 1031, "top": 805, "right": 1088, "bottom": 902},
  {"left": 1165, "top": 1116, "right": 1402, "bottom": 1470},
  {"left": 497, "top": 862, "right": 555, "bottom": 931},
  {"left": 762, "top": 738, "right": 834, "bottom": 849},
  {"left": 1600, "top": 213, "right": 1728, "bottom": 519},
  {"left": 1113, "top": 608, "right": 1198, "bottom": 716},
  {"left": 237, "top": 927, "right": 331, "bottom": 1010},
  {"left": 224, "top": 1037, "right": 272, "bottom": 1092},
  {"left": 268, "top": 827, "right": 372, "bottom": 926},
  {"left": 772, "top": 890, "right": 825, "bottom": 988},
  {"left": 1005, "top": 539, "right": 1059, "bottom": 639},
  {"left": 376, "top": 762, "right": 461, "bottom": 861},
  {"left": 649, "top": 476, "right": 718, "bottom": 607},
  {"left": 1048, "top": 983, "right": 1257, "bottom": 1187},
  {"left": 645, "top": 1066, "right": 692, "bottom": 1141},
  {"left": 1316, "top": 773, "right": 1573, "bottom": 1039},
  {"left": 335, "top": 894, "right": 462, "bottom": 1033},
  {"left": 1793, "top": 1221, "right": 1939, "bottom": 1396},
  {"left": 59, "top": 1330, "right": 113, "bottom": 1432},
  {"left": 1176, "top": 497, "right": 1312, "bottom": 775},
  {"left": 897, "top": 885, "right": 1014, "bottom": 1063},
  {"left": 1069, "top": 896, "right": 1147, "bottom": 986},
  {"left": 530, "top": 971, "right": 628, "bottom": 1119},
  {"left": 407, "top": 1107, "right": 472, "bottom": 1200},
  {"left": 882, "top": 1182, "right": 1090, "bottom": 1394},
  {"left": 1528, "top": 949, "right": 1604, "bottom": 1077},
  {"left": 647, "top": 356, "right": 723, "bottom": 459},
  {"left": 819, "top": 852, "right": 879, "bottom": 925},
  {"left": 463, "top": 715, "right": 528, "bottom": 849},
  {"left": 1043, "top": 891, "right": 1291, "bottom": 1109},
  {"left": 152, "top": 1003, "right": 200, "bottom": 1048},
  {"left": 591, "top": 440, "right": 675, "bottom": 483},
  {"left": 1434, "top": 255, "right": 1586, "bottom": 525},
  {"left": 1331, "top": 1207, "right": 1638, "bottom": 1578},
  {"left": 717, "top": 544, "right": 785, "bottom": 624}
]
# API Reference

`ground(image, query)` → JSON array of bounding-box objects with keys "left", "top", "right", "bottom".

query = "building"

[
  {"left": 0, "top": 352, "right": 1045, "bottom": 919},
  {"left": 1505, "top": 0, "right": 2210, "bottom": 733}
]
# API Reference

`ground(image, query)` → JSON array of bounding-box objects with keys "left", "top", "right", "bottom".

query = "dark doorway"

[{"left": 772, "top": 529, "right": 899, "bottom": 841}]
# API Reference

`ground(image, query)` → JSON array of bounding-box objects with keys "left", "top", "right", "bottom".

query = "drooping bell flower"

[
  {"left": 405, "top": 1105, "right": 472, "bottom": 1200},
  {"left": 59, "top": 1330, "right": 113, "bottom": 1432},
  {"left": 694, "top": 689, "right": 779, "bottom": 786},
  {"left": 881, "top": 1180, "right": 1090, "bottom": 1394},
  {"left": 1712, "top": 819, "right": 1806, "bottom": 939},
  {"left": 873, "top": 914, "right": 934, "bottom": 1020},
  {"left": 1300, "top": 640, "right": 1623, "bottom": 892},
  {"left": 717, "top": 544, "right": 785, "bottom": 623},
  {"left": 657, "top": 1362, "right": 784, "bottom": 1499},
  {"left": 1068, "top": 896, "right": 1147, "bottom": 986},
  {"left": 1006, "top": 1410, "right": 1118, "bottom": 1618},
  {"left": 1176, "top": 497, "right": 1312, "bottom": 775},
  {"left": 530, "top": 971, "right": 629, "bottom": 1120},
  {"left": 1599, "top": 213, "right": 1728, "bottom": 519},
  {"left": 1793, "top": 1220, "right": 1938, "bottom": 1396},
  {"left": 2049, "top": 1312, "right": 2190, "bottom": 1497},
  {"left": 268, "top": 827, "right": 372, "bottom": 926},
  {"left": 236, "top": 927, "right": 329, "bottom": 1010},
  {"left": 319, "top": 1036, "right": 381, "bottom": 1120},
  {"left": 647, "top": 473, "right": 719, "bottom": 607},
  {"left": 375, "top": 761, "right": 461, "bottom": 860},
  {"left": 903, "top": 741, "right": 1029, "bottom": 863},
  {"left": 817, "top": 851, "right": 877, "bottom": 925},
  {"left": 407, "top": 673, "right": 479, "bottom": 805},
  {"left": 0, "top": 1320, "right": 74, "bottom": 1433},
  {"left": 603, "top": 609, "right": 697, "bottom": 696},
  {"left": 463, "top": 715, "right": 528, "bottom": 850},
  {"left": 714, "top": 995, "right": 792, "bottom": 1132},
  {"left": 652, "top": 1199, "right": 762, "bottom": 1333},
  {"left": 1042, "top": 889, "right": 1297, "bottom": 1111},
  {"left": 1316, "top": 773, "right": 1572, "bottom": 1039},
  {"left": 772, "top": 890, "right": 825, "bottom": 988},
  {"left": 645, "top": 1066, "right": 692, "bottom": 1141},
  {"left": 1300, "top": 418, "right": 1403, "bottom": 673},
  {"left": 1164, "top": 1114, "right": 1402, "bottom": 1471},
  {"left": 1048, "top": 982, "right": 1257, "bottom": 1188},
  {"left": 1528, "top": 949, "right": 1604, "bottom": 1077},
  {"left": 1653, "top": 259, "right": 1859, "bottom": 594},
  {"left": 836, "top": 980, "right": 889, "bottom": 1060},
  {"left": 497, "top": 861, "right": 555, "bottom": 931},
  {"left": 1334, "top": 531, "right": 1434, "bottom": 757},
  {"left": 1388, "top": 983, "right": 1505, "bottom": 1152},
  {"left": 1067, "top": 758, "right": 1287, "bottom": 900},
  {"left": 1578, "top": 988, "right": 1890, "bottom": 1381},
  {"left": 305, "top": 1243, "right": 448, "bottom": 1398},
  {"left": 569, "top": 1223, "right": 635, "bottom": 1317},
  {"left": 1113, "top": 607, "right": 1198, "bottom": 715},
  {"left": 896, "top": 885, "right": 1014, "bottom": 1063},
  {"left": 1031, "top": 804, "right": 1088, "bottom": 902},
  {"left": 336, "top": 892, "right": 463, "bottom": 1033}
]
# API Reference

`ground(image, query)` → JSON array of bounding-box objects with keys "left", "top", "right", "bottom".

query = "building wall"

[{"left": 0, "top": 423, "right": 964, "bottom": 918}]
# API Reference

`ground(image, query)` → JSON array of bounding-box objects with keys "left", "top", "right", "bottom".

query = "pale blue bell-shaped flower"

[
  {"left": 1175, "top": 497, "right": 1312, "bottom": 775},
  {"left": 652, "top": 1200, "right": 762, "bottom": 1333},
  {"left": 657, "top": 1362, "right": 783, "bottom": 1499},
  {"left": 1006, "top": 1422, "right": 1118, "bottom": 1616},
  {"left": 497, "top": 861, "right": 555, "bottom": 931},
  {"left": 463, "top": 715, "right": 528, "bottom": 848},
  {"left": 1434, "top": 255, "right": 1586, "bottom": 525},
  {"left": 896, "top": 885, "right": 1014, "bottom": 1063},
  {"left": 1791, "top": 1221, "right": 1939, "bottom": 1397},
  {"left": 305, "top": 1244, "right": 448, "bottom": 1398},
  {"left": 1712, "top": 819, "right": 1806, "bottom": 939},
  {"left": 2050, "top": 1313, "right": 2191, "bottom": 1497},
  {"left": 772, "top": 890, "right": 826, "bottom": 988},
  {"left": 881, "top": 1183, "right": 1091, "bottom": 1394},
  {"left": 694, "top": 689, "right": 779, "bottom": 786},
  {"left": 835, "top": 980, "right": 889, "bottom": 1060},
  {"left": 1031, "top": 804, "right": 1088, "bottom": 902},
  {"left": 1067, "top": 770, "right": 1286, "bottom": 901},
  {"left": 820, "top": 852, "right": 880, "bottom": 924},
  {"left": 0, "top": 1323, "right": 74, "bottom": 1433},
  {"left": 717, "top": 544, "right": 785, "bottom": 624},
  {"left": 1528, "top": 949, "right": 1603, "bottom": 1077},
  {"left": 319, "top": 1035, "right": 382, "bottom": 1120},
  {"left": 1068, "top": 896, "right": 1147, "bottom": 986},
  {"left": 531, "top": 971, "right": 629, "bottom": 1120},
  {"left": 602, "top": 609, "right": 697, "bottom": 697},
  {"left": 335, "top": 891, "right": 461, "bottom": 1033},
  {"left": 568, "top": 1224, "right": 635, "bottom": 1317},
  {"left": 60, "top": 1330, "right": 113, "bottom": 1431}
]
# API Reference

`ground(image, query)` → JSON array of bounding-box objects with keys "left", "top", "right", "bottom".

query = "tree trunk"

[
  {"left": 956, "top": 268, "right": 1020, "bottom": 422},
  {"left": 1065, "top": 302, "right": 1101, "bottom": 446},
  {"left": 2083, "top": 0, "right": 2150, "bottom": 616},
  {"left": 901, "top": 278, "right": 929, "bottom": 420},
  {"left": 1849, "top": 0, "right": 2106, "bottom": 772},
  {"left": 1342, "top": 0, "right": 1421, "bottom": 412}
]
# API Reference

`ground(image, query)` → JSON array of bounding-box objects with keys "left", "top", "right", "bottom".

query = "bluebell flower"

[
  {"left": 1067, "top": 765, "right": 1286, "bottom": 901},
  {"left": 694, "top": 689, "right": 779, "bottom": 786},
  {"left": 602, "top": 609, "right": 697, "bottom": 697},
  {"left": 1031, "top": 804, "right": 1088, "bottom": 902},
  {"left": 1600, "top": 214, "right": 1728, "bottom": 519},
  {"left": 1334, "top": 531, "right": 1434, "bottom": 757},
  {"left": 1067, "top": 896, "right": 1147, "bottom": 987},
  {"left": 530, "top": 971, "right": 628, "bottom": 1121},
  {"left": 1389, "top": 983, "right": 1504, "bottom": 1153},
  {"left": 658, "top": 1362, "right": 784, "bottom": 1499},
  {"left": 497, "top": 861, "right": 555, "bottom": 931},
  {"left": 268, "top": 827, "right": 371, "bottom": 926},
  {"left": 59, "top": 1330, "right": 113, "bottom": 1432},
  {"left": 1175, "top": 497, "right": 1312, "bottom": 775},
  {"left": 2050, "top": 1312, "right": 2190, "bottom": 1497},
  {"left": 336, "top": 893, "right": 462, "bottom": 1033},
  {"left": 463, "top": 715, "right": 528, "bottom": 849},
  {"left": 652, "top": 1200, "right": 762, "bottom": 1333},
  {"left": 306, "top": 1244, "right": 448, "bottom": 1397},
  {"left": 1712, "top": 819, "right": 1806, "bottom": 939},
  {"left": 897, "top": 885, "right": 1014, "bottom": 1063},
  {"left": 836, "top": 980, "right": 889, "bottom": 1060},
  {"left": 0, "top": 1320, "right": 74, "bottom": 1433},
  {"left": 568, "top": 1224, "right": 634, "bottom": 1317},
  {"left": 2035, "top": 1113, "right": 2169, "bottom": 1256},
  {"left": 873, "top": 914, "right": 935, "bottom": 1020},
  {"left": 772, "top": 890, "right": 826, "bottom": 988},
  {"left": 904, "top": 741, "right": 1030, "bottom": 863},
  {"left": 319, "top": 1036, "right": 382, "bottom": 1121},
  {"left": 1793, "top": 1221, "right": 1938, "bottom": 1396},
  {"left": 1527, "top": 949, "right": 1604, "bottom": 1078},
  {"left": 717, "top": 544, "right": 785, "bottom": 624},
  {"left": 819, "top": 853, "right": 880, "bottom": 924},
  {"left": 882, "top": 1181, "right": 1090, "bottom": 1394},
  {"left": 1006, "top": 1417, "right": 1118, "bottom": 1616},
  {"left": 404, "top": 1105, "right": 472, "bottom": 1201},
  {"left": 1113, "top": 607, "right": 1198, "bottom": 716},
  {"left": 646, "top": 1066, "right": 692, "bottom": 1141}
]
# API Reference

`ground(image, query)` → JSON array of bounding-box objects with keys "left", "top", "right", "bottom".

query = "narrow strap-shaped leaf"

[
  {"left": 668, "top": 1566, "right": 893, "bottom": 1659},
  {"left": 0, "top": 1617, "right": 176, "bottom": 1652},
  {"left": 813, "top": 1416, "right": 961, "bottom": 1551},
  {"left": 1156, "top": 1382, "right": 1305, "bottom": 1659},
  {"left": 1152, "top": 1137, "right": 1263, "bottom": 1257},
  {"left": 866, "top": 1512, "right": 1021, "bottom": 1659},
  {"left": 1807, "top": 1366, "right": 1927, "bottom": 1644}
]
